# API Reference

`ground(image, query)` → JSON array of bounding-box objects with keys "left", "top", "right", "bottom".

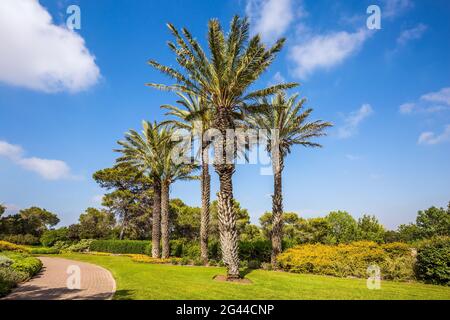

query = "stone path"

[{"left": 2, "top": 257, "right": 116, "bottom": 300}]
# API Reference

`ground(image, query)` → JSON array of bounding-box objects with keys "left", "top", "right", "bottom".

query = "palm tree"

[
  {"left": 161, "top": 93, "right": 212, "bottom": 264},
  {"left": 147, "top": 16, "right": 297, "bottom": 279},
  {"left": 246, "top": 91, "right": 332, "bottom": 268},
  {"left": 116, "top": 121, "right": 172, "bottom": 258},
  {"left": 160, "top": 134, "right": 198, "bottom": 258}
]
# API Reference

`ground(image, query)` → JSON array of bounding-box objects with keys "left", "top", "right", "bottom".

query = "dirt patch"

[{"left": 213, "top": 275, "right": 253, "bottom": 284}]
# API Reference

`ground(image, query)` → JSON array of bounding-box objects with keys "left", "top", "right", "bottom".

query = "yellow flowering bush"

[
  {"left": 129, "top": 254, "right": 181, "bottom": 264},
  {"left": 277, "top": 241, "right": 415, "bottom": 280},
  {"left": 0, "top": 241, "right": 30, "bottom": 253}
]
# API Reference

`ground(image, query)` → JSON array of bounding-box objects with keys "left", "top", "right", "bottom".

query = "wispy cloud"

[
  {"left": 397, "top": 23, "right": 427, "bottom": 46},
  {"left": 421, "top": 87, "right": 450, "bottom": 106},
  {"left": 246, "top": 0, "right": 300, "bottom": 42},
  {"left": 418, "top": 125, "right": 450, "bottom": 145},
  {"left": 383, "top": 0, "right": 413, "bottom": 18},
  {"left": 399, "top": 87, "right": 450, "bottom": 115},
  {"left": 337, "top": 104, "right": 374, "bottom": 139},
  {"left": 0, "top": 0, "right": 100, "bottom": 93},
  {"left": 289, "top": 29, "right": 371, "bottom": 79},
  {"left": 0, "top": 140, "right": 79, "bottom": 180}
]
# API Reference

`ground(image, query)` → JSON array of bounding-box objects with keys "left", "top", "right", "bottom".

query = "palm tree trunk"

[
  {"left": 271, "top": 155, "right": 284, "bottom": 268},
  {"left": 200, "top": 146, "right": 211, "bottom": 264},
  {"left": 214, "top": 109, "right": 240, "bottom": 279},
  {"left": 152, "top": 179, "right": 161, "bottom": 258},
  {"left": 161, "top": 180, "right": 170, "bottom": 259}
]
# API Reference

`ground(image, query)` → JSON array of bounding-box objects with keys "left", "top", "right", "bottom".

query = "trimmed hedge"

[
  {"left": 416, "top": 237, "right": 450, "bottom": 286},
  {"left": 278, "top": 241, "right": 414, "bottom": 280},
  {"left": 0, "top": 251, "right": 42, "bottom": 297},
  {"left": 90, "top": 240, "right": 151, "bottom": 254}
]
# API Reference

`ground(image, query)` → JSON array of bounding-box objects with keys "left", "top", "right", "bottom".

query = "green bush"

[
  {"left": 0, "top": 256, "right": 13, "bottom": 268},
  {"left": 29, "top": 247, "right": 60, "bottom": 255},
  {"left": 416, "top": 237, "right": 450, "bottom": 285},
  {"left": 0, "top": 267, "right": 29, "bottom": 296},
  {"left": 1, "top": 234, "right": 39, "bottom": 245},
  {"left": 90, "top": 240, "right": 151, "bottom": 254},
  {"left": 0, "top": 252, "right": 41, "bottom": 297},
  {"left": 40, "top": 228, "right": 68, "bottom": 247},
  {"left": 64, "top": 239, "right": 93, "bottom": 252},
  {"left": 239, "top": 240, "right": 272, "bottom": 262},
  {"left": 11, "top": 257, "right": 42, "bottom": 276},
  {"left": 278, "top": 241, "right": 414, "bottom": 281}
]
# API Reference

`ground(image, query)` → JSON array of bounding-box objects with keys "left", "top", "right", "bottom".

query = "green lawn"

[{"left": 60, "top": 253, "right": 450, "bottom": 300}]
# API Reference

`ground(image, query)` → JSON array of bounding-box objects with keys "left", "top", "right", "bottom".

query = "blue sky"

[{"left": 1, "top": 0, "right": 449, "bottom": 229}]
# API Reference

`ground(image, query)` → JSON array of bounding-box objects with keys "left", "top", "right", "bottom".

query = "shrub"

[
  {"left": 239, "top": 240, "right": 272, "bottom": 262},
  {"left": 184, "top": 243, "right": 200, "bottom": 259},
  {"left": 0, "top": 267, "right": 29, "bottom": 297},
  {"left": 248, "top": 260, "right": 261, "bottom": 269},
  {"left": 278, "top": 241, "right": 414, "bottom": 280},
  {"left": 261, "top": 262, "right": 272, "bottom": 271},
  {"left": 64, "top": 239, "right": 93, "bottom": 252},
  {"left": 11, "top": 257, "right": 42, "bottom": 276},
  {"left": 129, "top": 254, "right": 179, "bottom": 264},
  {"left": 90, "top": 240, "right": 151, "bottom": 254},
  {"left": 0, "top": 256, "right": 13, "bottom": 268},
  {"left": 0, "top": 241, "right": 30, "bottom": 253},
  {"left": 208, "top": 260, "right": 218, "bottom": 266},
  {"left": 29, "top": 247, "right": 60, "bottom": 255},
  {"left": 1, "top": 234, "right": 39, "bottom": 246},
  {"left": 40, "top": 228, "right": 68, "bottom": 247},
  {"left": 416, "top": 237, "right": 450, "bottom": 285},
  {"left": 170, "top": 258, "right": 179, "bottom": 265},
  {"left": 180, "top": 257, "right": 190, "bottom": 265},
  {"left": 0, "top": 251, "right": 42, "bottom": 297},
  {"left": 193, "top": 258, "right": 204, "bottom": 266}
]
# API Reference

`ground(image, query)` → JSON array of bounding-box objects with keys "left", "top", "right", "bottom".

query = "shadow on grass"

[{"left": 114, "top": 289, "right": 136, "bottom": 300}]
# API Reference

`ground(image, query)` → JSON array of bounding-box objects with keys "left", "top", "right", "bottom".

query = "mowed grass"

[{"left": 60, "top": 253, "right": 450, "bottom": 300}]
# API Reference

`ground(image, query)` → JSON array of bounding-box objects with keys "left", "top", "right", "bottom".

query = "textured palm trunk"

[
  {"left": 151, "top": 179, "right": 161, "bottom": 258},
  {"left": 271, "top": 155, "right": 284, "bottom": 268},
  {"left": 200, "top": 146, "right": 211, "bottom": 264},
  {"left": 161, "top": 180, "right": 170, "bottom": 259},
  {"left": 214, "top": 108, "right": 240, "bottom": 280}
]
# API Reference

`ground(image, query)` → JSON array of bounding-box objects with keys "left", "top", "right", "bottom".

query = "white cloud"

[
  {"left": 337, "top": 104, "right": 374, "bottom": 139},
  {"left": 268, "top": 71, "right": 286, "bottom": 86},
  {"left": 399, "top": 102, "right": 416, "bottom": 114},
  {"left": 383, "top": 0, "right": 413, "bottom": 18},
  {"left": 397, "top": 23, "right": 427, "bottom": 46},
  {"left": 421, "top": 87, "right": 450, "bottom": 106},
  {"left": 418, "top": 125, "right": 450, "bottom": 145},
  {"left": 399, "top": 87, "right": 450, "bottom": 115},
  {"left": 246, "top": 0, "right": 298, "bottom": 42},
  {"left": 289, "top": 29, "right": 371, "bottom": 79},
  {"left": 0, "top": 0, "right": 100, "bottom": 93},
  {"left": 0, "top": 140, "right": 24, "bottom": 160},
  {"left": 0, "top": 140, "right": 77, "bottom": 180}
]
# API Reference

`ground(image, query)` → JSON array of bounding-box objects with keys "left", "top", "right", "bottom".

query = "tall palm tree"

[
  {"left": 160, "top": 135, "right": 198, "bottom": 258},
  {"left": 161, "top": 93, "right": 212, "bottom": 264},
  {"left": 115, "top": 121, "right": 172, "bottom": 258},
  {"left": 246, "top": 91, "right": 332, "bottom": 268},
  {"left": 147, "top": 16, "right": 297, "bottom": 279}
]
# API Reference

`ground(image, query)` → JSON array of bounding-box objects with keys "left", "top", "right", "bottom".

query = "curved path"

[{"left": 3, "top": 257, "right": 116, "bottom": 300}]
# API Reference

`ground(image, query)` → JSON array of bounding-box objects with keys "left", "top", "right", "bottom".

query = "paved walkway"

[{"left": 3, "top": 257, "right": 116, "bottom": 300}]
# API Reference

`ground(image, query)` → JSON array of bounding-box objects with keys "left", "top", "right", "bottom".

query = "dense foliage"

[
  {"left": 0, "top": 251, "right": 42, "bottom": 297},
  {"left": 278, "top": 241, "right": 414, "bottom": 280},
  {"left": 90, "top": 240, "right": 151, "bottom": 255},
  {"left": 416, "top": 237, "right": 450, "bottom": 285}
]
